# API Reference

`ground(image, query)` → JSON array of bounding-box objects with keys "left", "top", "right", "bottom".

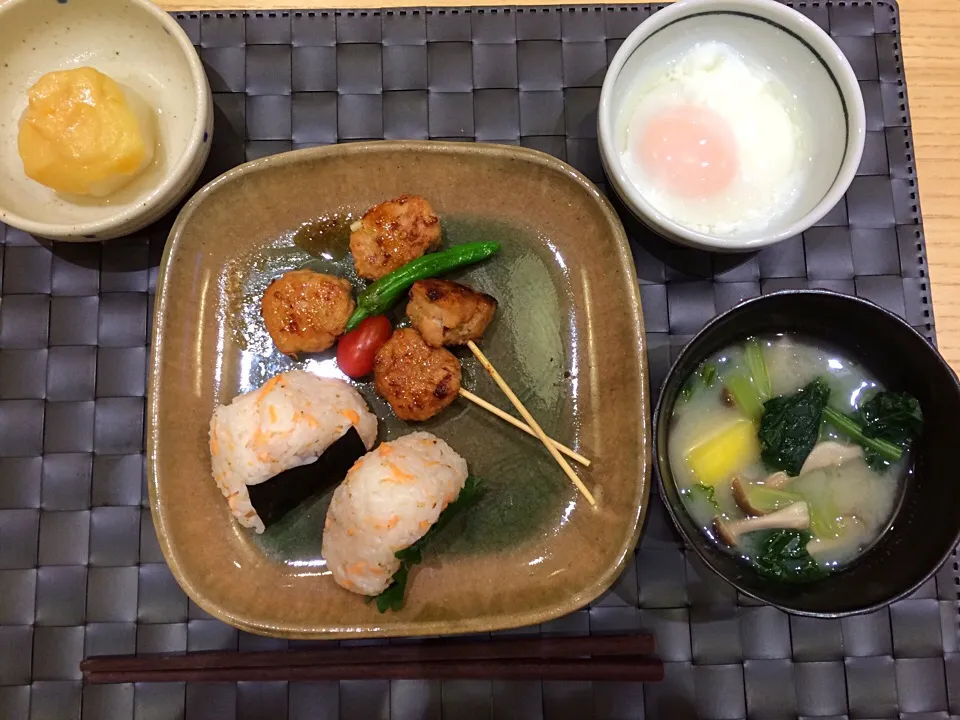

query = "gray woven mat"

[{"left": 0, "top": 3, "right": 958, "bottom": 718}]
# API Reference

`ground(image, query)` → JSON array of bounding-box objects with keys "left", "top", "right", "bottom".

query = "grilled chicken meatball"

[
  {"left": 406, "top": 279, "right": 497, "bottom": 348},
  {"left": 350, "top": 195, "right": 442, "bottom": 280},
  {"left": 373, "top": 328, "right": 461, "bottom": 421},
  {"left": 261, "top": 270, "right": 355, "bottom": 356}
]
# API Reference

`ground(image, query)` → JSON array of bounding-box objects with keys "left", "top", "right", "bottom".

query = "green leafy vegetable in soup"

[
  {"left": 688, "top": 483, "right": 719, "bottom": 510},
  {"left": 701, "top": 364, "right": 718, "bottom": 388},
  {"left": 724, "top": 372, "right": 763, "bottom": 419},
  {"left": 822, "top": 407, "right": 901, "bottom": 469},
  {"left": 668, "top": 334, "right": 921, "bottom": 585},
  {"left": 753, "top": 529, "right": 828, "bottom": 583},
  {"left": 680, "top": 362, "right": 719, "bottom": 401},
  {"left": 758, "top": 378, "right": 830, "bottom": 476},
  {"left": 857, "top": 391, "right": 923, "bottom": 469},
  {"left": 857, "top": 391, "right": 923, "bottom": 441},
  {"left": 745, "top": 337, "right": 772, "bottom": 401},
  {"left": 821, "top": 390, "right": 922, "bottom": 471}
]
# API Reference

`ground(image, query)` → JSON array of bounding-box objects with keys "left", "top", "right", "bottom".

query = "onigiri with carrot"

[
  {"left": 208, "top": 369, "right": 378, "bottom": 533},
  {"left": 321, "top": 432, "right": 468, "bottom": 596}
]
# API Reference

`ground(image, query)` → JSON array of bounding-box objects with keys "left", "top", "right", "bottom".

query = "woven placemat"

[{"left": 0, "top": 3, "right": 957, "bottom": 718}]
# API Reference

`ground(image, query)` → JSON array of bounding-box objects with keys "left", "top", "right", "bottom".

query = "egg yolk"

[
  {"left": 17, "top": 67, "right": 153, "bottom": 197},
  {"left": 635, "top": 104, "right": 738, "bottom": 199}
]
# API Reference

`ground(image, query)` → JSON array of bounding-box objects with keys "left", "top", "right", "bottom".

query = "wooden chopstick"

[
  {"left": 84, "top": 657, "right": 664, "bottom": 684},
  {"left": 82, "top": 633, "right": 655, "bottom": 673},
  {"left": 459, "top": 388, "right": 592, "bottom": 467},
  {"left": 81, "top": 633, "right": 660, "bottom": 683},
  {"left": 466, "top": 341, "right": 597, "bottom": 506}
]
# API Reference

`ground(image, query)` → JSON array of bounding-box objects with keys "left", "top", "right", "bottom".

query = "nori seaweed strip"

[{"left": 247, "top": 427, "right": 367, "bottom": 528}]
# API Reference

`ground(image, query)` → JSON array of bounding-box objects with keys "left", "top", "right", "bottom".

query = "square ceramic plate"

[{"left": 149, "top": 141, "right": 650, "bottom": 638}]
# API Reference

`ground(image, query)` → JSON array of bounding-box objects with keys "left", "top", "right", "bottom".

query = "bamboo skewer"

[
  {"left": 458, "top": 388, "right": 591, "bottom": 467},
  {"left": 466, "top": 341, "right": 597, "bottom": 506}
]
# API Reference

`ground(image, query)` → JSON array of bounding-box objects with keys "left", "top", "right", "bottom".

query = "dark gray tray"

[{"left": 0, "top": 3, "right": 957, "bottom": 719}]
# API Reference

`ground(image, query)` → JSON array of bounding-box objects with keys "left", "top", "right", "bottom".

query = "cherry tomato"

[{"left": 337, "top": 315, "right": 392, "bottom": 378}]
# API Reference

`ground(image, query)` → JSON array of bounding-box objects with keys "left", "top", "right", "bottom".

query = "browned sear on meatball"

[
  {"left": 261, "top": 269, "right": 355, "bottom": 356},
  {"left": 349, "top": 195, "right": 442, "bottom": 280},
  {"left": 406, "top": 279, "right": 497, "bottom": 348},
  {"left": 373, "top": 328, "right": 461, "bottom": 421}
]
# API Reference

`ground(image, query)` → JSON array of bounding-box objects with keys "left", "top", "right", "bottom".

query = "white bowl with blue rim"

[
  {"left": 0, "top": 0, "right": 213, "bottom": 241},
  {"left": 598, "top": 0, "right": 866, "bottom": 253}
]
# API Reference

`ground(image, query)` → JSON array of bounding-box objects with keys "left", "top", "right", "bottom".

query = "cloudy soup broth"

[{"left": 668, "top": 334, "right": 917, "bottom": 582}]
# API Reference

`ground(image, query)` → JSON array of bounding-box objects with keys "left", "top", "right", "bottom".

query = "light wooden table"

[{"left": 161, "top": 0, "right": 960, "bottom": 370}]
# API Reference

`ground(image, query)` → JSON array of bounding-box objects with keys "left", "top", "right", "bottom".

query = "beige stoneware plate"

[{"left": 149, "top": 140, "right": 650, "bottom": 638}]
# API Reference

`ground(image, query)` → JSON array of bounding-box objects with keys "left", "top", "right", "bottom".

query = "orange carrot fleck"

[
  {"left": 258, "top": 375, "right": 283, "bottom": 400},
  {"left": 340, "top": 408, "right": 360, "bottom": 425},
  {"left": 385, "top": 462, "right": 416, "bottom": 484},
  {"left": 269, "top": 405, "right": 277, "bottom": 423},
  {"left": 369, "top": 514, "right": 400, "bottom": 530},
  {"left": 209, "top": 426, "right": 220, "bottom": 457}
]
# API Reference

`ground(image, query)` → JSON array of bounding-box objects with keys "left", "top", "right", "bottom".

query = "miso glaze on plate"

[{"left": 668, "top": 334, "right": 910, "bottom": 579}]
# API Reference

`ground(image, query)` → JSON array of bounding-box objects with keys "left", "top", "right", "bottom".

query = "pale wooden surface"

[
  {"left": 898, "top": 0, "right": 960, "bottom": 370},
  {"left": 158, "top": 0, "right": 960, "bottom": 370}
]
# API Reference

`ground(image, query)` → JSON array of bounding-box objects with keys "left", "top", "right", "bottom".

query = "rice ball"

[
  {"left": 322, "top": 432, "right": 468, "bottom": 595},
  {"left": 209, "top": 370, "right": 377, "bottom": 533}
]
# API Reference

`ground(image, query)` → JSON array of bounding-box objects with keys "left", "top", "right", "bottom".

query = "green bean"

[{"left": 345, "top": 242, "right": 501, "bottom": 331}]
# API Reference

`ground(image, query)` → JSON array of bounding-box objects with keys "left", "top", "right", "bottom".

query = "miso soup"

[{"left": 668, "top": 334, "right": 922, "bottom": 582}]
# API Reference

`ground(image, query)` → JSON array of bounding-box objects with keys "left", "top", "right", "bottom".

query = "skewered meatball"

[
  {"left": 373, "top": 328, "right": 461, "bottom": 421},
  {"left": 261, "top": 269, "right": 355, "bottom": 356},
  {"left": 349, "top": 195, "right": 442, "bottom": 280},
  {"left": 406, "top": 279, "right": 498, "bottom": 348}
]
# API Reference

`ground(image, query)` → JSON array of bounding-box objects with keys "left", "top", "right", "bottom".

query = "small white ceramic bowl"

[
  {"left": 0, "top": 0, "right": 212, "bottom": 241},
  {"left": 598, "top": 0, "right": 866, "bottom": 253}
]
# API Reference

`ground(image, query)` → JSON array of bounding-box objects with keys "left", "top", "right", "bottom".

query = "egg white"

[{"left": 620, "top": 42, "right": 808, "bottom": 237}]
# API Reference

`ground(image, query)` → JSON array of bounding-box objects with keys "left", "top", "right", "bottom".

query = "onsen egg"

[
  {"left": 634, "top": 104, "right": 739, "bottom": 199},
  {"left": 620, "top": 42, "right": 809, "bottom": 237}
]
